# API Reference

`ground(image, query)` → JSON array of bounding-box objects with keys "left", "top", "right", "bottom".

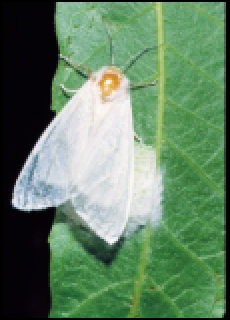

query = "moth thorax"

[{"left": 99, "top": 67, "right": 123, "bottom": 100}]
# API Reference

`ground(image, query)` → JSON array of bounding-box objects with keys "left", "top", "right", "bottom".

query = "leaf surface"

[{"left": 50, "top": 2, "right": 225, "bottom": 318}]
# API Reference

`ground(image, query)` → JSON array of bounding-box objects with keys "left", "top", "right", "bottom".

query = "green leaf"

[{"left": 50, "top": 2, "right": 225, "bottom": 318}]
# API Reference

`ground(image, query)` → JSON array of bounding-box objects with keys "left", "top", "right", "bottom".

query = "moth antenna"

[
  {"left": 122, "top": 47, "right": 157, "bottom": 73},
  {"left": 105, "top": 24, "right": 115, "bottom": 66}
]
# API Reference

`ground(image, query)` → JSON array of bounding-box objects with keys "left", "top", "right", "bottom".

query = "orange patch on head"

[{"left": 99, "top": 67, "right": 123, "bottom": 100}]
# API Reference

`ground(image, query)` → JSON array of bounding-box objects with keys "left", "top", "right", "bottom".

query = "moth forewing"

[
  {"left": 12, "top": 65, "right": 134, "bottom": 245},
  {"left": 68, "top": 67, "right": 134, "bottom": 244},
  {"left": 12, "top": 79, "right": 93, "bottom": 211}
]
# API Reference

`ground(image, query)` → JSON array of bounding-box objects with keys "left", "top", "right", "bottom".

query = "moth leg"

[
  {"left": 134, "top": 132, "right": 143, "bottom": 143},
  {"left": 59, "top": 54, "right": 92, "bottom": 78},
  {"left": 60, "top": 84, "right": 78, "bottom": 94},
  {"left": 131, "top": 80, "right": 157, "bottom": 90}
]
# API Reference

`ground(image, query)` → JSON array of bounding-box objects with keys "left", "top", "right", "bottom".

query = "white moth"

[{"left": 12, "top": 30, "right": 159, "bottom": 245}]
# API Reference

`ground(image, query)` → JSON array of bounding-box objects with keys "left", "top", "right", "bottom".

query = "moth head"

[{"left": 92, "top": 67, "right": 129, "bottom": 102}]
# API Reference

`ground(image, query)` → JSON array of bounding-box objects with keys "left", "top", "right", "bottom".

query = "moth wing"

[
  {"left": 67, "top": 94, "right": 134, "bottom": 245},
  {"left": 12, "top": 80, "right": 93, "bottom": 211}
]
